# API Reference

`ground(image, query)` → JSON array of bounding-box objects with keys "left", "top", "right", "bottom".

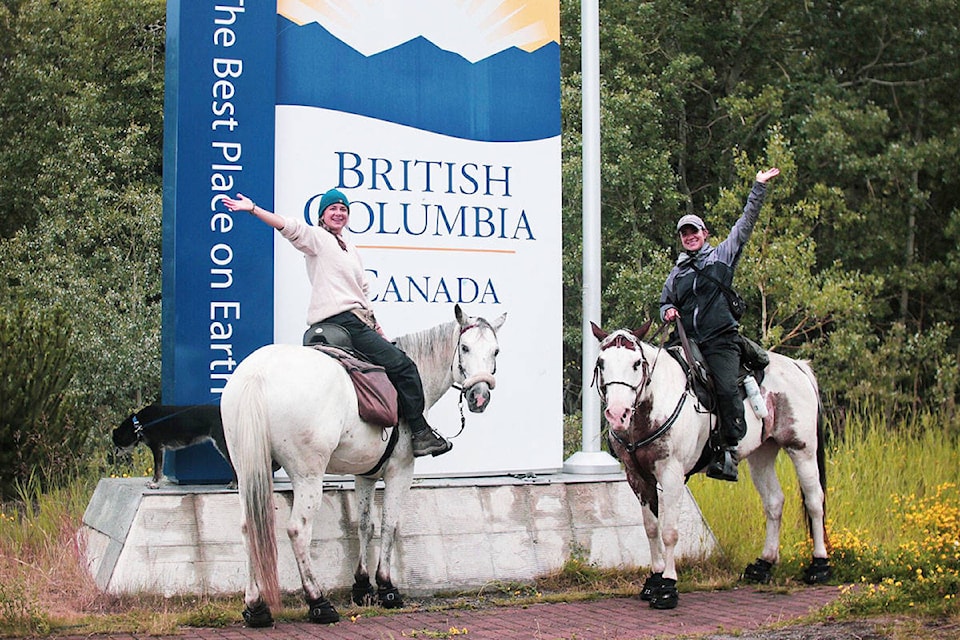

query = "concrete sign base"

[{"left": 81, "top": 475, "right": 716, "bottom": 597}]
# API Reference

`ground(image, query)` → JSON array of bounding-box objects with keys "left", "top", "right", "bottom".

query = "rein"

[{"left": 608, "top": 390, "right": 687, "bottom": 453}]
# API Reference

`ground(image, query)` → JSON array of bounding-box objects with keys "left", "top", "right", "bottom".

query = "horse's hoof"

[
  {"left": 378, "top": 586, "right": 404, "bottom": 609},
  {"left": 742, "top": 558, "right": 774, "bottom": 583},
  {"left": 648, "top": 578, "right": 678, "bottom": 610},
  {"left": 803, "top": 557, "right": 832, "bottom": 584},
  {"left": 307, "top": 595, "right": 340, "bottom": 624},
  {"left": 639, "top": 572, "right": 664, "bottom": 601},
  {"left": 352, "top": 579, "right": 376, "bottom": 606},
  {"left": 242, "top": 600, "right": 274, "bottom": 628}
]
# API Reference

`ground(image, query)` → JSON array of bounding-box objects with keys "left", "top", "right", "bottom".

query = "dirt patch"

[{"left": 701, "top": 616, "right": 960, "bottom": 640}]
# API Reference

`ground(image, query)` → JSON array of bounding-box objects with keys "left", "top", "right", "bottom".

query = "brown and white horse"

[{"left": 591, "top": 321, "right": 830, "bottom": 609}]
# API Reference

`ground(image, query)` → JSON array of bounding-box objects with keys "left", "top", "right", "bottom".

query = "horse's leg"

[
  {"left": 743, "top": 440, "right": 783, "bottom": 583},
  {"left": 785, "top": 443, "right": 832, "bottom": 584},
  {"left": 287, "top": 475, "right": 340, "bottom": 624},
  {"left": 373, "top": 460, "right": 415, "bottom": 608},
  {"left": 351, "top": 475, "right": 377, "bottom": 606},
  {"left": 647, "top": 468, "right": 683, "bottom": 609},
  {"left": 638, "top": 501, "right": 666, "bottom": 601}
]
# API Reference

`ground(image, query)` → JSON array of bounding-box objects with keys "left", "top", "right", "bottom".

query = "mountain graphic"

[{"left": 276, "top": 16, "right": 560, "bottom": 143}]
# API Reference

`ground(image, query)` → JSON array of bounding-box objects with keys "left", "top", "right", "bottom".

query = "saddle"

[
  {"left": 668, "top": 333, "right": 769, "bottom": 481},
  {"left": 303, "top": 323, "right": 399, "bottom": 429},
  {"left": 303, "top": 322, "right": 354, "bottom": 350},
  {"left": 666, "top": 334, "right": 769, "bottom": 411}
]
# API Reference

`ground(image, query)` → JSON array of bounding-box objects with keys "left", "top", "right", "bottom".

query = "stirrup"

[
  {"left": 705, "top": 449, "right": 738, "bottom": 482},
  {"left": 412, "top": 428, "right": 452, "bottom": 457}
]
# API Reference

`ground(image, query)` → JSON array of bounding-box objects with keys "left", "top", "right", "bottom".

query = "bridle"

[
  {"left": 592, "top": 332, "right": 651, "bottom": 397},
  {"left": 449, "top": 320, "right": 498, "bottom": 436},
  {"left": 593, "top": 326, "right": 689, "bottom": 453}
]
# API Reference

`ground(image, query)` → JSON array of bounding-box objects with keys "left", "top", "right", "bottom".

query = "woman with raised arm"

[
  {"left": 223, "top": 189, "right": 452, "bottom": 457},
  {"left": 659, "top": 167, "right": 780, "bottom": 482}
]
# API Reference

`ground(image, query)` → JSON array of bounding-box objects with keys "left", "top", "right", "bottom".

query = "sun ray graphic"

[{"left": 278, "top": 0, "right": 558, "bottom": 62}]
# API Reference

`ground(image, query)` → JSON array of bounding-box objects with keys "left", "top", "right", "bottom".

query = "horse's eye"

[
  {"left": 494, "top": 348, "right": 500, "bottom": 358},
  {"left": 461, "top": 344, "right": 470, "bottom": 354},
  {"left": 633, "top": 359, "right": 642, "bottom": 371}
]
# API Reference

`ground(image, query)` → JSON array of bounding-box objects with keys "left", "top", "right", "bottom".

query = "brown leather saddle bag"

[{"left": 310, "top": 344, "right": 399, "bottom": 428}]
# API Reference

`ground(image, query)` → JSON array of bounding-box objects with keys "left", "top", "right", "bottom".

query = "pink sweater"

[{"left": 278, "top": 217, "right": 372, "bottom": 325}]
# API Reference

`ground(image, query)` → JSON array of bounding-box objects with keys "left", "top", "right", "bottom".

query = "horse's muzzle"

[
  {"left": 462, "top": 373, "right": 496, "bottom": 413},
  {"left": 604, "top": 404, "right": 634, "bottom": 431}
]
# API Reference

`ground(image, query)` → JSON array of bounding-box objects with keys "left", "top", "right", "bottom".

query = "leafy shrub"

[{"left": 0, "top": 305, "right": 87, "bottom": 499}]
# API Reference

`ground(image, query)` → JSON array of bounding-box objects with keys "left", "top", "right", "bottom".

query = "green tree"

[
  {"left": 559, "top": 0, "right": 960, "bottom": 419},
  {"left": 0, "top": 0, "right": 165, "bottom": 435}
]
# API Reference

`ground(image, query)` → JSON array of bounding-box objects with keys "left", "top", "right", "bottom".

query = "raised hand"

[{"left": 756, "top": 167, "right": 780, "bottom": 183}]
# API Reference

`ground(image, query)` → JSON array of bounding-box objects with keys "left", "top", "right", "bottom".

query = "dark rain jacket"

[{"left": 659, "top": 181, "right": 768, "bottom": 343}]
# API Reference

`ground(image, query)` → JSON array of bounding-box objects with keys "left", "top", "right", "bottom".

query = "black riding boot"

[
  {"left": 706, "top": 446, "right": 739, "bottom": 482},
  {"left": 706, "top": 417, "right": 743, "bottom": 482}
]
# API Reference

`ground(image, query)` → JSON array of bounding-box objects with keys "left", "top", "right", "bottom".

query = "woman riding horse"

[
  {"left": 223, "top": 189, "right": 452, "bottom": 458},
  {"left": 659, "top": 167, "right": 780, "bottom": 482}
]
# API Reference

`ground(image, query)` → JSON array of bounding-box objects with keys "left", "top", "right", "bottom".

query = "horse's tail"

[
  {"left": 230, "top": 371, "right": 281, "bottom": 609},
  {"left": 795, "top": 359, "right": 829, "bottom": 547}
]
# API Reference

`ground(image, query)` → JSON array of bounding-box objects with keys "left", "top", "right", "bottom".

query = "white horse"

[
  {"left": 221, "top": 305, "right": 506, "bottom": 627},
  {"left": 590, "top": 321, "right": 830, "bottom": 610}
]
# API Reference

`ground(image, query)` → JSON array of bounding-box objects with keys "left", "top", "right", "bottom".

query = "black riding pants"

[
  {"left": 323, "top": 311, "right": 429, "bottom": 432},
  {"left": 700, "top": 333, "right": 745, "bottom": 446}
]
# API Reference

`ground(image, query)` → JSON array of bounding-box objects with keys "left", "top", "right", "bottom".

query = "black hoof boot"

[
  {"left": 648, "top": 577, "right": 678, "bottom": 610},
  {"left": 242, "top": 599, "right": 274, "bottom": 628},
  {"left": 307, "top": 595, "right": 340, "bottom": 624},
  {"left": 742, "top": 558, "right": 774, "bottom": 583},
  {"left": 352, "top": 577, "right": 376, "bottom": 606},
  {"left": 639, "top": 572, "right": 664, "bottom": 601},
  {"left": 378, "top": 585, "right": 404, "bottom": 609},
  {"left": 803, "top": 557, "right": 833, "bottom": 584}
]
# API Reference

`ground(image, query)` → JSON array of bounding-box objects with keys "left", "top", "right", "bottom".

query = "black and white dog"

[{"left": 112, "top": 404, "right": 234, "bottom": 488}]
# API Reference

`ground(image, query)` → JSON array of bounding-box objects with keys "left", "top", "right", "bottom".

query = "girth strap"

[{"left": 359, "top": 424, "right": 401, "bottom": 478}]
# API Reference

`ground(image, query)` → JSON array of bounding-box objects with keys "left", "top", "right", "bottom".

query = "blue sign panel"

[{"left": 161, "top": 1, "right": 277, "bottom": 482}]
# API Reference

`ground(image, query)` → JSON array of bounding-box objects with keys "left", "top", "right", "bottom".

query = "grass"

[
  {"left": 687, "top": 407, "right": 960, "bottom": 618},
  {"left": 0, "top": 409, "right": 958, "bottom": 636}
]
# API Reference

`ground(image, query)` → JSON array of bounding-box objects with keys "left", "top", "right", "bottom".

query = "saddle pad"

[{"left": 312, "top": 345, "right": 399, "bottom": 428}]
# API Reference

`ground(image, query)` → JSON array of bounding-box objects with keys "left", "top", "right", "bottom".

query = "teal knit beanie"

[{"left": 319, "top": 188, "right": 349, "bottom": 214}]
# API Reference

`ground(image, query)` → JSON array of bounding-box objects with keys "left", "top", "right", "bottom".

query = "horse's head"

[
  {"left": 591, "top": 321, "right": 652, "bottom": 433},
  {"left": 453, "top": 304, "right": 507, "bottom": 413}
]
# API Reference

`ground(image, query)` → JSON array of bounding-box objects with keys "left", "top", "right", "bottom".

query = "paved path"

[{"left": 57, "top": 585, "right": 842, "bottom": 640}]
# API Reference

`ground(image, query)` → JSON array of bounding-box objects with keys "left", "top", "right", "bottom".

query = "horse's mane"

[{"left": 394, "top": 321, "right": 459, "bottom": 375}]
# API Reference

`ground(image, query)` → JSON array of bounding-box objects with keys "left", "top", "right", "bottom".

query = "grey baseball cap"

[{"left": 676, "top": 214, "right": 706, "bottom": 232}]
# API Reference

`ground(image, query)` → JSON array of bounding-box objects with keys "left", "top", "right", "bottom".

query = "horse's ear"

[
  {"left": 454, "top": 303, "right": 471, "bottom": 327},
  {"left": 633, "top": 319, "right": 653, "bottom": 341},
  {"left": 490, "top": 312, "right": 507, "bottom": 333},
  {"left": 590, "top": 321, "right": 608, "bottom": 342}
]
